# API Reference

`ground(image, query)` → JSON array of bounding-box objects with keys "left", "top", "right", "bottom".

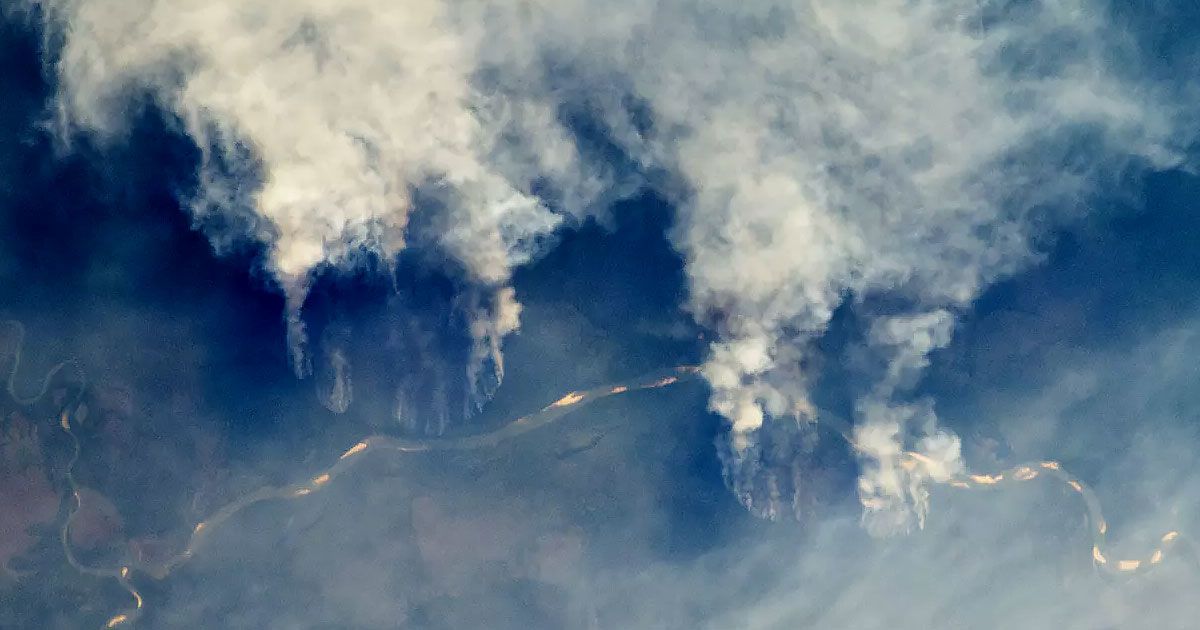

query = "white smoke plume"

[
  {"left": 573, "top": 0, "right": 1191, "bottom": 531},
  {"left": 30, "top": 0, "right": 1196, "bottom": 529},
  {"left": 32, "top": 0, "right": 608, "bottom": 383},
  {"left": 855, "top": 311, "right": 964, "bottom": 535}
]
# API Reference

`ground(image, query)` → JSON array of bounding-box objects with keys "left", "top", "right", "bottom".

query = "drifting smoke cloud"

[
  {"left": 602, "top": 0, "right": 1192, "bottom": 530},
  {"left": 31, "top": 0, "right": 1197, "bottom": 531},
  {"left": 850, "top": 312, "right": 963, "bottom": 534},
  {"left": 32, "top": 0, "right": 609, "bottom": 389}
]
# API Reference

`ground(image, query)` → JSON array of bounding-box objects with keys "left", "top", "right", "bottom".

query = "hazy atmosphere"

[{"left": 2, "top": 1, "right": 1200, "bottom": 628}]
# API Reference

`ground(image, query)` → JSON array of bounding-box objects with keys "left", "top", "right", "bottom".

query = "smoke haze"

[{"left": 1, "top": 1, "right": 1200, "bottom": 628}]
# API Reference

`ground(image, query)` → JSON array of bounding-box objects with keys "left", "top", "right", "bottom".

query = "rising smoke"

[{"left": 29, "top": 0, "right": 1197, "bottom": 531}]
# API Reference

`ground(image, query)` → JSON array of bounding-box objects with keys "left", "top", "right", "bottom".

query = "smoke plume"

[{"left": 30, "top": 0, "right": 1197, "bottom": 528}]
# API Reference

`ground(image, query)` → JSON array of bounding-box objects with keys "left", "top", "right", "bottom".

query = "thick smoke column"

[
  {"left": 31, "top": 0, "right": 1196, "bottom": 527},
  {"left": 578, "top": 0, "right": 1190, "bottom": 529},
  {"left": 854, "top": 311, "right": 963, "bottom": 534},
  {"left": 32, "top": 0, "right": 607, "bottom": 427}
]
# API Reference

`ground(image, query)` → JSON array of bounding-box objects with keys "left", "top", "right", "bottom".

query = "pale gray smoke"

[
  {"left": 33, "top": 0, "right": 610, "bottom": 395},
  {"left": 32, "top": 0, "right": 1197, "bottom": 528}
]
